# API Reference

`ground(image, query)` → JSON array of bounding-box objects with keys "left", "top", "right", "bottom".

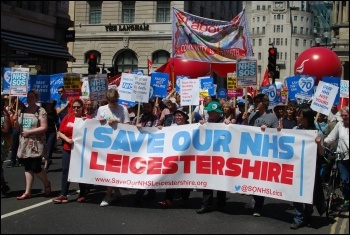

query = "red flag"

[
  {"left": 147, "top": 59, "right": 152, "bottom": 75},
  {"left": 260, "top": 68, "right": 270, "bottom": 87}
]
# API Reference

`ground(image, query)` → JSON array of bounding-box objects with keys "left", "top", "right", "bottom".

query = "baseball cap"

[{"left": 205, "top": 101, "right": 223, "bottom": 113}]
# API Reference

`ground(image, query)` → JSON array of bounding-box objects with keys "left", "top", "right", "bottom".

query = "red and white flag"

[
  {"left": 260, "top": 68, "right": 271, "bottom": 87},
  {"left": 147, "top": 59, "right": 152, "bottom": 75}
]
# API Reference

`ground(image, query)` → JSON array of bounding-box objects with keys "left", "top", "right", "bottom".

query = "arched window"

[
  {"left": 115, "top": 50, "right": 138, "bottom": 73},
  {"left": 152, "top": 50, "right": 170, "bottom": 64}
]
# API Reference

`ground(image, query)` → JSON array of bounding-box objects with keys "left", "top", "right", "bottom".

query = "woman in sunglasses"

[{"left": 52, "top": 98, "right": 91, "bottom": 204}]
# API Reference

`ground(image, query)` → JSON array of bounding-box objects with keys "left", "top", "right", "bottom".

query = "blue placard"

[
  {"left": 175, "top": 75, "right": 190, "bottom": 92},
  {"left": 216, "top": 88, "right": 227, "bottom": 99},
  {"left": 322, "top": 76, "right": 341, "bottom": 106},
  {"left": 200, "top": 77, "right": 215, "bottom": 96},
  {"left": 285, "top": 75, "right": 315, "bottom": 102},
  {"left": 151, "top": 72, "right": 169, "bottom": 98},
  {"left": 259, "top": 84, "right": 279, "bottom": 107},
  {"left": 2, "top": 67, "right": 12, "bottom": 93}
]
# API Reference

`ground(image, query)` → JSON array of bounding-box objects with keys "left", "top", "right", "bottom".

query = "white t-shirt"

[{"left": 96, "top": 104, "right": 130, "bottom": 123}]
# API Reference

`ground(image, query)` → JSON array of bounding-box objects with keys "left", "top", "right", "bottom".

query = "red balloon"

[{"left": 294, "top": 47, "right": 342, "bottom": 85}]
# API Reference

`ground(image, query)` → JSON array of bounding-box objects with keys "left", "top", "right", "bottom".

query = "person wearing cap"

[
  {"left": 242, "top": 93, "right": 279, "bottom": 217},
  {"left": 196, "top": 101, "right": 227, "bottom": 214},
  {"left": 243, "top": 93, "right": 255, "bottom": 113},
  {"left": 132, "top": 99, "right": 158, "bottom": 206},
  {"left": 159, "top": 109, "right": 192, "bottom": 208},
  {"left": 273, "top": 102, "right": 286, "bottom": 120},
  {"left": 159, "top": 98, "right": 177, "bottom": 127}
]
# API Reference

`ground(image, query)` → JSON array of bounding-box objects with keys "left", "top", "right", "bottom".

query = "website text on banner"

[{"left": 69, "top": 119, "right": 318, "bottom": 204}]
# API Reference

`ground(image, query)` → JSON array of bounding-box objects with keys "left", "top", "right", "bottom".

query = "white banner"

[{"left": 69, "top": 119, "right": 318, "bottom": 204}]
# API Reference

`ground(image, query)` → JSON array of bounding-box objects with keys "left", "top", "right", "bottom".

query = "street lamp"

[
  {"left": 323, "top": 31, "right": 330, "bottom": 46},
  {"left": 331, "top": 37, "right": 337, "bottom": 49}
]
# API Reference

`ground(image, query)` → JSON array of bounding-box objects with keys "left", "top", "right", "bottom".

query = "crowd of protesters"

[{"left": 1, "top": 87, "right": 349, "bottom": 230}]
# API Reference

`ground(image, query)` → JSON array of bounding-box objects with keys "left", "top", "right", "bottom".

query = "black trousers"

[
  {"left": 253, "top": 195, "right": 265, "bottom": 212},
  {"left": 202, "top": 189, "right": 226, "bottom": 207}
]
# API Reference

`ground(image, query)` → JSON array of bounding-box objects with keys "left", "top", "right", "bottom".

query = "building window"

[
  {"left": 40, "top": 2, "right": 49, "bottom": 14},
  {"left": 300, "top": 27, "right": 304, "bottom": 34},
  {"left": 285, "top": 52, "right": 287, "bottom": 60},
  {"left": 252, "top": 28, "right": 255, "bottom": 34},
  {"left": 257, "top": 5, "right": 260, "bottom": 10},
  {"left": 276, "top": 38, "right": 280, "bottom": 46},
  {"left": 301, "top": 16, "right": 304, "bottom": 22},
  {"left": 116, "top": 50, "right": 138, "bottom": 73},
  {"left": 280, "top": 38, "right": 283, "bottom": 46},
  {"left": 257, "top": 17, "right": 260, "bottom": 22},
  {"left": 122, "top": 1, "right": 135, "bottom": 23},
  {"left": 253, "top": 18, "right": 255, "bottom": 23},
  {"left": 262, "top": 27, "right": 265, "bottom": 34},
  {"left": 285, "top": 38, "right": 287, "bottom": 46},
  {"left": 294, "top": 16, "right": 297, "bottom": 21},
  {"left": 258, "top": 53, "right": 261, "bottom": 60},
  {"left": 277, "top": 25, "right": 280, "bottom": 33},
  {"left": 295, "top": 39, "right": 299, "bottom": 47},
  {"left": 152, "top": 50, "right": 170, "bottom": 64},
  {"left": 306, "top": 28, "right": 309, "bottom": 35},
  {"left": 303, "top": 39, "right": 306, "bottom": 47},
  {"left": 293, "top": 26, "right": 297, "bottom": 34},
  {"left": 262, "top": 5, "right": 266, "bottom": 10},
  {"left": 295, "top": 53, "right": 299, "bottom": 60},
  {"left": 89, "top": 1, "right": 101, "bottom": 24},
  {"left": 200, "top": 6, "right": 204, "bottom": 17},
  {"left": 257, "top": 27, "right": 259, "bottom": 34},
  {"left": 281, "top": 25, "right": 283, "bottom": 33},
  {"left": 252, "top": 39, "right": 255, "bottom": 46},
  {"left": 188, "top": 1, "right": 194, "bottom": 14},
  {"left": 259, "top": 39, "right": 262, "bottom": 46},
  {"left": 277, "top": 14, "right": 281, "bottom": 20},
  {"left": 268, "top": 5, "right": 271, "bottom": 10},
  {"left": 157, "top": 1, "right": 170, "bottom": 22},
  {"left": 263, "top": 16, "right": 266, "bottom": 21},
  {"left": 310, "top": 40, "right": 313, "bottom": 47}
]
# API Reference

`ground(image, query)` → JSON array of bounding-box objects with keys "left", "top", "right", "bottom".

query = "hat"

[
  {"left": 173, "top": 109, "right": 189, "bottom": 121},
  {"left": 273, "top": 103, "right": 286, "bottom": 112},
  {"left": 243, "top": 93, "right": 252, "bottom": 99},
  {"left": 163, "top": 97, "right": 177, "bottom": 105},
  {"left": 205, "top": 101, "right": 223, "bottom": 113}
]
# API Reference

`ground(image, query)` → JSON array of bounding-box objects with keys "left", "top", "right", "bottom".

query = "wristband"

[{"left": 105, "top": 116, "right": 110, "bottom": 121}]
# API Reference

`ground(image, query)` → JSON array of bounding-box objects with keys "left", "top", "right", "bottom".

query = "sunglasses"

[{"left": 72, "top": 106, "right": 82, "bottom": 109}]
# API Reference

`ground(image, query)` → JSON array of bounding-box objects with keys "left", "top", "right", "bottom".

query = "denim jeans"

[
  {"left": 337, "top": 159, "right": 349, "bottom": 201},
  {"left": 60, "top": 149, "right": 71, "bottom": 196},
  {"left": 293, "top": 202, "right": 313, "bottom": 224}
]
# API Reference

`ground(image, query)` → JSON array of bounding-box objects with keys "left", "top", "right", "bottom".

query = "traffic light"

[
  {"left": 107, "top": 67, "right": 115, "bottom": 78},
  {"left": 88, "top": 53, "right": 97, "bottom": 75},
  {"left": 267, "top": 47, "right": 277, "bottom": 80}
]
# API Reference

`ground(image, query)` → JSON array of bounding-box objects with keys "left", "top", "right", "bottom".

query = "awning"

[{"left": 1, "top": 30, "right": 75, "bottom": 61}]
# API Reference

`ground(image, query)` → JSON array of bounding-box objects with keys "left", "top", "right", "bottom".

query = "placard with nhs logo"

[
  {"left": 237, "top": 59, "right": 257, "bottom": 87},
  {"left": 285, "top": 75, "right": 315, "bottom": 101},
  {"left": 10, "top": 67, "right": 29, "bottom": 97},
  {"left": 259, "top": 84, "right": 279, "bottom": 109},
  {"left": 2, "top": 67, "right": 12, "bottom": 93}
]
